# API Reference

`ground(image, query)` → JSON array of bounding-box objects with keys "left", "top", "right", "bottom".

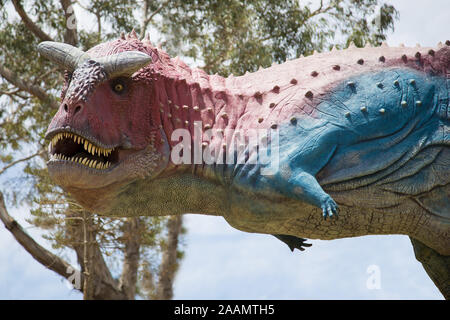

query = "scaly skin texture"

[{"left": 42, "top": 33, "right": 450, "bottom": 297}]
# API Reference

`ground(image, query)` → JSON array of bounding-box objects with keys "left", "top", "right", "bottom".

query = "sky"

[{"left": 0, "top": 0, "right": 449, "bottom": 300}]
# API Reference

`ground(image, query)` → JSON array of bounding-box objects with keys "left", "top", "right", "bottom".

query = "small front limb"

[{"left": 288, "top": 171, "right": 338, "bottom": 219}]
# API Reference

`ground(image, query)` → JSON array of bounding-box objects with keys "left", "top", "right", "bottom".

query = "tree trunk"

[
  {"left": 156, "top": 215, "right": 183, "bottom": 299},
  {"left": 66, "top": 210, "right": 128, "bottom": 300},
  {"left": 119, "top": 217, "right": 142, "bottom": 299}
]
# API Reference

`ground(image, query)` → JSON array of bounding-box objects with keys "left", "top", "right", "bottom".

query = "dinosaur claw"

[
  {"left": 321, "top": 195, "right": 339, "bottom": 220},
  {"left": 273, "top": 235, "right": 312, "bottom": 252}
]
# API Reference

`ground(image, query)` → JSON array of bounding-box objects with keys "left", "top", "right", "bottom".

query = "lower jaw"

[{"left": 47, "top": 161, "right": 119, "bottom": 189}]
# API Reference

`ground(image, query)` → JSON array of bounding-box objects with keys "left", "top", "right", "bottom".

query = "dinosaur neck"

[{"left": 149, "top": 59, "right": 255, "bottom": 178}]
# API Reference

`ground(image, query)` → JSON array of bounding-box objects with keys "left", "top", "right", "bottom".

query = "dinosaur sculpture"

[{"left": 37, "top": 32, "right": 450, "bottom": 298}]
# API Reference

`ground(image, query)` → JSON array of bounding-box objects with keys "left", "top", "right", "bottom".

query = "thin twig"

[
  {"left": 11, "top": 0, "right": 53, "bottom": 42},
  {"left": 0, "top": 150, "right": 45, "bottom": 176},
  {"left": 139, "top": 0, "right": 169, "bottom": 39}
]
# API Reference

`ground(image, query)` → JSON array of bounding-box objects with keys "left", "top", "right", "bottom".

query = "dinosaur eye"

[
  {"left": 113, "top": 83, "right": 124, "bottom": 93},
  {"left": 111, "top": 79, "right": 126, "bottom": 94}
]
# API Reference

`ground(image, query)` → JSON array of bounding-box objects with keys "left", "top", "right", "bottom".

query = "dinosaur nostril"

[
  {"left": 74, "top": 105, "right": 82, "bottom": 114},
  {"left": 63, "top": 104, "right": 68, "bottom": 112}
]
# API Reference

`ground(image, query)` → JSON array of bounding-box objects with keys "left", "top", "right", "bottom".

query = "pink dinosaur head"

[{"left": 38, "top": 34, "right": 170, "bottom": 212}]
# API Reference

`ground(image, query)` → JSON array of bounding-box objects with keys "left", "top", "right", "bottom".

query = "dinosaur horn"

[
  {"left": 96, "top": 51, "right": 152, "bottom": 78},
  {"left": 37, "top": 41, "right": 90, "bottom": 71}
]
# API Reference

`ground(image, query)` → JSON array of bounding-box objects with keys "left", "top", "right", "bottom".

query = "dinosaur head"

[{"left": 38, "top": 36, "right": 170, "bottom": 213}]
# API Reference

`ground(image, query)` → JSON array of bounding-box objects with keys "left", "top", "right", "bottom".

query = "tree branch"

[
  {"left": 0, "top": 191, "right": 82, "bottom": 289},
  {"left": 0, "top": 150, "right": 45, "bottom": 176},
  {"left": 11, "top": 0, "right": 53, "bottom": 42},
  {"left": 0, "top": 64, "right": 59, "bottom": 110},
  {"left": 60, "top": 0, "right": 78, "bottom": 46},
  {"left": 139, "top": 0, "right": 169, "bottom": 39}
]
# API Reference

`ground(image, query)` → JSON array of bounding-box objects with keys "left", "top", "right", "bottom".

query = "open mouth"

[{"left": 48, "top": 131, "right": 119, "bottom": 170}]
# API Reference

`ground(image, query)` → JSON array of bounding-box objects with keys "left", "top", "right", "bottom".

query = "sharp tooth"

[
  {"left": 84, "top": 141, "right": 88, "bottom": 151},
  {"left": 82, "top": 158, "right": 88, "bottom": 165},
  {"left": 90, "top": 160, "right": 95, "bottom": 168},
  {"left": 92, "top": 145, "right": 96, "bottom": 155}
]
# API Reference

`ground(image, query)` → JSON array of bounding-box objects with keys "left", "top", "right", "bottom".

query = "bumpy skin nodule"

[{"left": 43, "top": 34, "right": 449, "bottom": 297}]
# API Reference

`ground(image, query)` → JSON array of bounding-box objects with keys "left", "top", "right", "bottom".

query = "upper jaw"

[{"left": 46, "top": 127, "right": 121, "bottom": 171}]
